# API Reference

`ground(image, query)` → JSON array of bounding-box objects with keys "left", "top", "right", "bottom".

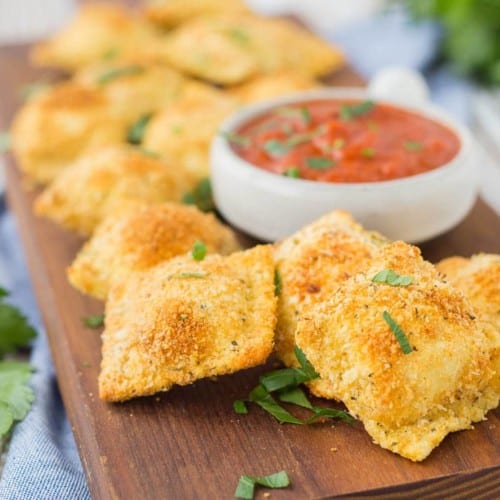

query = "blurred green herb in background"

[{"left": 401, "top": 0, "right": 500, "bottom": 85}]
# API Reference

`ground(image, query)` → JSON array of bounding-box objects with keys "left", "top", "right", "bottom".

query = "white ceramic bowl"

[{"left": 210, "top": 72, "right": 478, "bottom": 243}]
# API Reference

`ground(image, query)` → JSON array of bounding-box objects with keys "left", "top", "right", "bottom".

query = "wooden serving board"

[{"left": 1, "top": 39, "right": 500, "bottom": 500}]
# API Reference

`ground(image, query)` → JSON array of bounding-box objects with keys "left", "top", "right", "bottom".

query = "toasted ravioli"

[
  {"left": 74, "top": 62, "right": 186, "bottom": 122},
  {"left": 34, "top": 146, "right": 192, "bottom": 236},
  {"left": 437, "top": 253, "right": 500, "bottom": 393},
  {"left": 11, "top": 82, "right": 127, "bottom": 184},
  {"left": 143, "top": 90, "right": 238, "bottom": 179},
  {"left": 99, "top": 245, "right": 277, "bottom": 401},
  {"left": 296, "top": 241, "right": 498, "bottom": 461},
  {"left": 146, "top": 0, "right": 249, "bottom": 28},
  {"left": 159, "top": 14, "right": 343, "bottom": 85},
  {"left": 68, "top": 202, "right": 240, "bottom": 300},
  {"left": 31, "top": 3, "right": 159, "bottom": 71},
  {"left": 230, "top": 72, "right": 321, "bottom": 104},
  {"left": 274, "top": 210, "right": 387, "bottom": 398}
]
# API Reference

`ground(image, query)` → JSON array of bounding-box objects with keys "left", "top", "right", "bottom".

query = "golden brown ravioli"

[
  {"left": 437, "top": 253, "right": 500, "bottom": 393},
  {"left": 296, "top": 241, "right": 498, "bottom": 461},
  {"left": 230, "top": 72, "right": 321, "bottom": 104},
  {"left": 11, "top": 82, "right": 127, "bottom": 185},
  {"left": 159, "top": 14, "right": 343, "bottom": 85},
  {"left": 99, "top": 245, "right": 277, "bottom": 402},
  {"left": 274, "top": 210, "right": 387, "bottom": 398},
  {"left": 142, "top": 88, "right": 238, "bottom": 180},
  {"left": 67, "top": 202, "right": 240, "bottom": 300},
  {"left": 146, "top": 0, "right": 249, "bottom": 28},
  {"left": 34, "top": 145, "right": 193, "bottom": 236},
  {"left": 31, "top": 3, "right": 160, "bottom": 71},
  {"left": 74, "top": 61, "right": 187, "bottom": 122}
]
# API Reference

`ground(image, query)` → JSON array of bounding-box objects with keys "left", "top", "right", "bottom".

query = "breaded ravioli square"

[
  {"left": 99, "top": 245, "right": 277, "bottom": 402},
  {"left": 74, "top": 61, "right": 187, "bottom": 122},
  {"left": 274, "top": 210, "right": 387, "bottom": 398},
  {"left": 67, "top": 202, "right": 240, "bottom": 300},
  {"left": 296, "top": 241, "right": 498, "bottom": 461},
  {"left": 146, "top": 0, "right": 249, "bottom": 28},
  {"left": 31, "top": 3, "right": 159, "bottom": 71},
  {"left": 142, "top": 89, "right": 238, "bottom": 180},
  {"left": 230, "top": 72, "right": 321, "bottom": 104},
  {"left": 34, "top": 146, "right": 193, "bottom": 236},
  {"left": 437, "top": 253, "right": 500, "bottom": 393},
  {"left": 11, "top": 82, "right": 127, "bottom": 184}
]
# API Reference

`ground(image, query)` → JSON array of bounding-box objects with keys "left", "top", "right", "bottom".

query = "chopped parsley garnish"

[
  {"left": 226, "top": 28, "right": 250, "bottom": 45},
  {"left": 168, "top": 272, "right": 208, "bottom": 279},
  {"left": 221, "top": 131, "right": 250, "bottom": 147},
  {"left": 332, "top": 138, "right": 345, "bottom": 150},
  {"left": 276, "top": 106, "right": 311, "bottom": 125},
  {"left": 235, "top": 470, "right": 290, "bottom": 500},
  {"left": 97, "top": 65, "right": 144, "bottom": 85},
  {"left": 300, "top": 106, "right": 311, "bottom": 124},
  {"left": 0, "top": 132, "right": 11, "bottom": 154},
  {"left": 234, "top": 346, "right": 353, "bottom": 425},
  {"left": 361, "top": 147, "right": 375, "bottom": 158},
  {"left": 372, "top": 269, "right": 413, "bottom": 286},
  {"left": 339, "top": 100, "right": 375, "bottom": 121},
  {"left": 102, "top": 47, "right": 119, "bottom": 60},
  {"left": 283, "top": 167, "right": 300, "bottom": 178},
  {"left": 382, "top": 311, "right": 412, "bottom": 354},
  {"left": 274, "top": 269, "right": 282, "bottom": 296},
  {"left": 82, "top": 313, "right": 105, "bottom": 329},
  {"left": 306, "top": 157, "right": 334, "bottom": 170},
  {"left": 19, "top": 82, "right": 51, "bottom": 101},
  {"left": 182, "top": 178, "right": 215, "bottom": 213},
  {"left": 191, "top": 240, "right": 207, "bottom": 261},
  {"left": 404, "top": 141, "right": 424, "bottom": 152},
  {"left": 263, "top": 139, "right": 289, "bottom": 156},
  {"left": 0, "top": 288, "right": 36, "bottom": 439},
  {"left": 127, "top": 114, "right": 152, "bottom": 145}
]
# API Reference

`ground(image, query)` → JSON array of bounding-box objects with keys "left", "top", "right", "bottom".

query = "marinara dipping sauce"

[{"left": 229, "top": 100, "right": 460, "bottom": 183}]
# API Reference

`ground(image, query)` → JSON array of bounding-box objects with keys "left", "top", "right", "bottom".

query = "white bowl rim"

[{"left": 213, "top": 87, "right": 474, "bottom": 192}]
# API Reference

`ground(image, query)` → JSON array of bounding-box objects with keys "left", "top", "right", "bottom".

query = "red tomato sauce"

[{"left": 231, "top": 100, "right": 460, "bottom": 183}]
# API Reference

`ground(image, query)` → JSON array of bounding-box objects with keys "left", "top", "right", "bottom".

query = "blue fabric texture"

[{"left": 0, "top": 7, "right": 470, "bottom": 498}]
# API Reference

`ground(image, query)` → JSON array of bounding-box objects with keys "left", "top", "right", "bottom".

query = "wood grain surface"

[{"left": 1, "top": 41, "right": 499, "bottom": 500}]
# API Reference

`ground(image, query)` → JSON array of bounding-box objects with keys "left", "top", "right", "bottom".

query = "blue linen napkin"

[{"left": 0, "top": 7, "right": 471, "bottom": 499}]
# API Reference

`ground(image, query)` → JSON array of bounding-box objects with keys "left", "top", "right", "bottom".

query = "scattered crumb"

[{"left": 330, "top": 447, "right": 338, "bottom": 452}]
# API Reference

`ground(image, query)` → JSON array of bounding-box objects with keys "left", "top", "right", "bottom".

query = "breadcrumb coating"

[
  {"left": 68, "top": 202, "right": 240, "bottom": 300},
  {"left": 99, "top": 245, "right": 276, "bottom": 401},
  {"left": 296, "top": 241, "right": 498, "bottom": 461}
]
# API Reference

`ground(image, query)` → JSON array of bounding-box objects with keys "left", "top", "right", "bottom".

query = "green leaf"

[
  {"left": 220, "top": 131, "right": 250, "bottom": 147},
  {"left": 372, "top": 269, "right": 413, "bottom": 286},
  {"left": 0, "top": 295, "right": 36, "bottom": 356},
  {"left": 0, "top": 402, "right": 14, "bottom": 437},
  {"left": 283, "top": 167, "right": 300, "bottom": 178},
  {"left": 294, "top": 346, "right": 319, "bottom": 379},
  {"left": 278, "top": 387, "right": 313, "bottom": 409},
  {"left": 259, "top": 368, "right": 304, "bottom": 392},
  {"left": 182, "top": 178, "right": 215, "bottom": 213},
  {"left": 127, "top": 114, "right": 152, "bottom": 145},
  {"left": 274, "top": 269, "right": 282, "bottom": 296},
  {"left": 235, "top": 471, "right": 290, "bottom": 499},
  {"left": 233, "top": 400, "right": 248, "bottom": 414},
  {"left": 97, "top": 65, "right": 144, "bottom": 85},
  {"left": 235, "top": 475, "right": 255, "bottom": 499},
  {"left": 191, "top": 240, "right": 207, "bottom": 261},
  {"left": 361, "top": 147, "right": 375, "bottom": 158},
  {"left": 300, "top": 107, "right": 311, "bottom": 125},
  {"left": 340, "top": 100, "right": 375, "bottom": 121},
  {"left": 404, "top": 141, "right": 424, "bottom": 152},
  {"left": 249, "top": 385, "right": 304, "bottom": 425},
  {"left": 168, "top": 272, "right": 208, "bottom": 279},
  {"left": 225, "top": 28, "right": 250, "bottom": 45},
  {"left": 82, "top": 313, "right": 105, "bottom": 329},
  {"left": 382, "top": 311, "right": 412, "bottom": 355},
  {"left": 306, "top": 407, "right": 355, "bottom": 424},
  {"left": 0, "top": 132, "right": 11, "bottom": 153},
  {"left": 263, "top": 139, "right": 289, "bottom": 156},
  {"left": 306, "top": 157, "right": 334, "bottom": 170},
  {"left": 0, "top": 365, "right": 34, "bottom": 420}
]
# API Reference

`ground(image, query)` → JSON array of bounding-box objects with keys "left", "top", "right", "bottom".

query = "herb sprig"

[
  {"left": 339, "top": 100, "right": 375, "bottom": 121},
  {"left": 372, "top": 269, "right": 413, "bottom": 286},
  {"left": 235, "top": 470, "right": 290, "bottom": 499},
  {"left": 383, "top": 311, "right": 412, "bottom": 354},
  {"left": 182, "top": 178, "right": 215, "bottom": 213},
  {"left": 127, "top": 114, "right": 152, "bottom": 145},
  {"left": 82, "top": 313, "right": 105, "bottom": 329}
]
